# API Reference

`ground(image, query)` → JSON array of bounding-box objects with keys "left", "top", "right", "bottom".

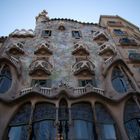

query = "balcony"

[
  {"left": 29, "top": 59, "right": 53, "bottom": 76},
  {"left": 15, "top": 84, "right": 104, "bottom": 99},
  {"left": 72, "top": 43, "right": 89, "bottom": 56},
  {"left": 7, "top": 42, "right": 25, "bottom": 55},
  {"left": 119, "top": 38, "right": 138, "bottom": 46},
  {"left": 72, "top": 60, "right": 95, "bottom": 76},
  {"left": 107, "top": 21, "right": 124, "bottom": 27},
  {"left": 34, "top": 43, "right": 53, "bottom": 55},
  {"left": 98, "top": 42, "right": 116, "bottom": 56},
  {"left": 129, "top": 52, "right": 140, "bottom": 62},
  {"left": 0, "top": 52, "right": 21, "bottom": 75}
]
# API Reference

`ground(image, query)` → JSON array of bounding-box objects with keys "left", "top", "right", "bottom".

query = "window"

[
  {"left": 31, "top": 79, "right": 51, "bottom": 88},
  {"left": 113, "top": 29, "right": 126, "bottom": 35},
  {"left": 78, "top": 79, "right": 96, "bottom": 87},
  {"left": 124, "top": 100, "right": 140, "bottom": 140},
  {"left": 72, "top": 30, "right": 82, "bottom": 39},
  {"left": 8, "top": 103, "right": 56, "bottom": 140},
  {"left": 95, "top": 103, "right": 117, "bottom": 140},
  {"left": 71, "top": 103, "right": 96, "bottom": 140},
  {"left": 111, "top": 66, "right": 133, "bottom": 93},
  {"left": 0, "top": 64, "right": 12, "bottom": 93},
  {"left": 42, "top": 30, "right": 51, "bottom": 37}
]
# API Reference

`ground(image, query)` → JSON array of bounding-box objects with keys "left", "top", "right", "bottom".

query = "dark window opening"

[
  {"left": 72, "top": 31, "right": 82, "bottom": 39},
  {"left": 42, "top": 30, "right": 51, "bottom": 37},
  {"left": 31, "top": 79, "right": 52, "bottom": 88},
  {"left": 78, "top": 79, "right": 96, "bottom": 87}
]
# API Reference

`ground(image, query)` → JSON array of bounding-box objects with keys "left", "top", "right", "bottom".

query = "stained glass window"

[
  {"left": 0, "top": 64, "right": 12, "bottom": 93},
  {"left": 8, "top": 103, "right": 31, "bottom": 140},
  {"left": 71, "top": 103, "right": 96, "bottom": 140},
  {"left": 124, "top": 100, "right": 140, "bottom": 140},
  {"left": 95, "top": 103, "right": 117, "bottom": 140},
  {"left": 32, "top": 103, "right": 56, "bottom": 140}
]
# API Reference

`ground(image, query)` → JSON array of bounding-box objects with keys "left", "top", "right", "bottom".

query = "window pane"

[
  {"left": 8, "top": 125, "right": 28, "bottom": 140},
  {"left": 32, "top": 120, "right": 56, "bottom": 140},
  {"left": 102, "top": 124, "right": 116, "bottom": 139}
]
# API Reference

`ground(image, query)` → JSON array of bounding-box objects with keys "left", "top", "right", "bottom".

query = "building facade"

[{"left": 0, "top": 10, "right": 140, "bottom": 140}]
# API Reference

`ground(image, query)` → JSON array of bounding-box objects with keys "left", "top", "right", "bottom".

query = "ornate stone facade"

[{"left": 0, "top": 10, "right": 140, "bottom": 140}]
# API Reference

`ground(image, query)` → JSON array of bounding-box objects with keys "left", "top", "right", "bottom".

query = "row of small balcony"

[{"left": 15, "top": 83, "right": 104, "bottom": 98}]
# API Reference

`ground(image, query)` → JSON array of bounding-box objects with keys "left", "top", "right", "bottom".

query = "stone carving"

[{"left": 29, "top": 59, "right": 53, "bottom": 76}]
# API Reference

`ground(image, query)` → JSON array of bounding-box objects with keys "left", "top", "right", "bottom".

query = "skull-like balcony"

[
  {"left": 72, "top": 43, "right": 89, "bottom": 56},
  {"left": 98, "top": 42, "right": 116, "bottom": 56},
  {"left": 29, "top": 59, "right": 53, "bottom": 76},
  {"left": 72, "top": 60, "right": 95, "bottom": 76},
  {"left": 34, "top": 43, "right": 53, "bottom": 55},
  {"left": 7, "top": 42, "right": 25, "bottom": 55}
]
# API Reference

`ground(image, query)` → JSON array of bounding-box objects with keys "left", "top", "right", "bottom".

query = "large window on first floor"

[
  {"left": 71, "top": 102, "right": 96, "bottom": 140},
  {"left": 124, "top": 99, "right": 140, "bottom": 140},
  {"left": 95, "top": 103, "right": 117, "bottom": 140},
  {"left": 8, "top": 102, "right": 56, "bottom": 140}
]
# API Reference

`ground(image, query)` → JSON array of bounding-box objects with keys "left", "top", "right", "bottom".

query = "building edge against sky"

[{"left": 0, "top": 10, "right": 140, "bottom": 140}]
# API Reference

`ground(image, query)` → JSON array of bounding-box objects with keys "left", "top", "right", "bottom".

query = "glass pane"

[
  {"left": 33, "top": 103, "right": 56, "bottom": 122},
  {"left": 102, "top": 124, "right": 116, "bottom": 139},
  {"left": 8, "top": 125, "right": 28, "bottom": 140},
  {"left": 10, "top": 104, "right": 31, "bottom": 126},
  {"left": 73, "top": 120, "right": 94, "bottom": 140},
  {"left": 32, "top": 120, "right": 56, "bottom": 140}
]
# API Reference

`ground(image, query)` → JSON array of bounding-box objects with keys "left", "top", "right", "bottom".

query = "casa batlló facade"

[{"left": 0, "top": 10, "right": 140, "bottom": 140}]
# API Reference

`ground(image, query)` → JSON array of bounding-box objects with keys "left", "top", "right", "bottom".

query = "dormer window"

[
  {"left": 72, "top": 30, "right": 82, "bottom": 39},
  {"left": 42, "top": 30, "right": 51, "bottom": 37}
]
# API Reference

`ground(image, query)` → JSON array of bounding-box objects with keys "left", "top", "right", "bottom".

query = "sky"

[{"left": 0, "top": 0, "right": 140, "bottom": 36}]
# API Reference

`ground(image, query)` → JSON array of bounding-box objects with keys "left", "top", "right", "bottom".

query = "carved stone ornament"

[
  {"left": 29, "top": 59, "right": 53, "bottom": 76},
  {"left": 72, "top": 60, "right": 95, "bottom": 75},
  {"left": 34, "top": 43, "right": 53, "bottom": 55}
]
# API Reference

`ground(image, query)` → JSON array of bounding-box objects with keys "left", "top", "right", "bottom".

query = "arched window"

[
  {"left": 95, "top": 103, "right": 117, "bottom": 140},
  {"left": 124, "top": 99, "right": 140, "bottom": 140},
  {"left": 32, "top": 103, "right": 56, "bottom": 140},
  {"left": 8, "top": 102, "right": 56, "bottom": 140},
  {"left": 111, "top": 66, "right": 133, "bottom": 93},
  {"left": 71, "top": 102, "right": 96, "bottom": 140},
  {"left": 8, "top": 103, "right": 31, "bottom": 140},
  {"left": 0, "top": 64, "right": 12, "bottom": 93}
]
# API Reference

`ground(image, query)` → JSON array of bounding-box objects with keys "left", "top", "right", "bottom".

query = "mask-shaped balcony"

[
  {"left": 98, "top": 42, "right": 116, "bottom": 56},
  {"left": 72, "top": 60, "right": 95, "bottom": 76},
  {"left": 34, "top": 43, "right": 53, "bottom": 55},
  {"left": 72, "top": 43, "right": 89, "bottom": 56},
  {"left": 93, "top": 31, "right": 109, "bottom": 45},
  {"left": 119, "top": 38, "right": 138, "bottom": 46},
  {"left": 7, "top": 42, "right": 25, "bottom": 55},
  {"left": 29, "top": 59, "right": 53, "bottom": 76}
]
